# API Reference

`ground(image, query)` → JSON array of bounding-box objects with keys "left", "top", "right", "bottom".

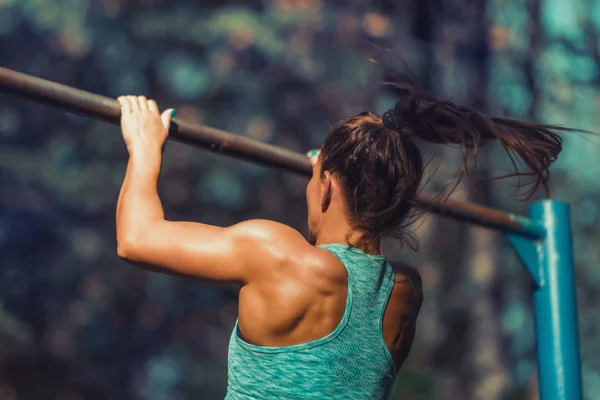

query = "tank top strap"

[{"left": 317, "top": 243, "right": 395, "bottom": 319}]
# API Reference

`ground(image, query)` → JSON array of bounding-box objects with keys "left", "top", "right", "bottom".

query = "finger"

[
  {"left": 137, "top": 96, "right": 148, "bottom": 111},
  {"left": 148, "top": 99, "right": 159, "bottom": 114},
  {"left": 161, "top": 109, "right": 176, "bottom": 133},
  {"left": 117, "top": 96, "right": 132, "bottom": 115},
  {"left": 127, "top": 95, "right": 140, "bottom": 112},
  {"left": 306, "top": 149, "right": 321, "bottom": 166}
]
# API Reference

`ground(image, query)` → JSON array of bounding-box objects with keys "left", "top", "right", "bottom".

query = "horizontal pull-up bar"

[{"left": 0, "top": 66, "right": 545, "bottom": 239}]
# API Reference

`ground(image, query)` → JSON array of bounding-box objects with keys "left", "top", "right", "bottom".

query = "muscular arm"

[{"left": 116, "top": 149, "right": 306, "bottom": 285}]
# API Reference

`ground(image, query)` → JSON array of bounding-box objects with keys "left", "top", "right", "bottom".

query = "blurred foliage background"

[{"left": 0, "top": 0, "right": 599, "bottom": 399}]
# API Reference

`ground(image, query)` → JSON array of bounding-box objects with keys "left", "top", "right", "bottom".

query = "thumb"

[{"left": 161, "top": 109, "right": 176, "bottom": 132}]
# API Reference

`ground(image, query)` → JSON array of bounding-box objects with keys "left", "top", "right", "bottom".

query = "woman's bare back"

[{"left": 236, "top": 245, "right": 423, "bottom": 371}]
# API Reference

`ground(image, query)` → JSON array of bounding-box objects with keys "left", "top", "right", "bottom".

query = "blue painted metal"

[
  {"left": 506, "top": 232, "right": 544, "bottom": 287},
  {"left": 508, "top": 200, "right": 582, "bottom": 400}
]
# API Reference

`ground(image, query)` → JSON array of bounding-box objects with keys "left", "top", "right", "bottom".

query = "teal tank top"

[{"left": 225, "top": 243, "right": 397, "bottom": 399}]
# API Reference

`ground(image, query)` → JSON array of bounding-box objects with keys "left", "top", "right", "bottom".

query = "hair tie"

[{"left": 382, "top": 109, "right": 404, "bottom": 132}]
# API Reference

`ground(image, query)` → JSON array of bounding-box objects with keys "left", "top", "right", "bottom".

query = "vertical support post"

[
  {"left": 509, "top": 200, "right": 582, "bottom": 400},
  {"left": 530, "top": 200, "right": 582, "bottom": 400}
]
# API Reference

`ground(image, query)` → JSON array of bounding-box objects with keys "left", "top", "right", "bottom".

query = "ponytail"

[
  {"left": 317, "top": 70, "right": 585, "bottom": 250},
  {"left": 382, "top": 86, "right": 582, "bottom": 199}
]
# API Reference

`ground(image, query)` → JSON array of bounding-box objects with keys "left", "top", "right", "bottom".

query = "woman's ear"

[{"left": 321, "top": 171, "right": 332, "bottom": 212}]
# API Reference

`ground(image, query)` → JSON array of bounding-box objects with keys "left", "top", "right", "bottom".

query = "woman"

[{"left": 115, "top": 85, "right": 569, "bottom": 398}]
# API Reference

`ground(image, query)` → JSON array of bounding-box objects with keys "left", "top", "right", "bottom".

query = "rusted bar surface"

[{"left": 0, "top": 66, "right": 545, "bottom": 239}]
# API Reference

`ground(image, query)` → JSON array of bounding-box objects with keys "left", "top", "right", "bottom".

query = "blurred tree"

[{"left": 0, "top": 0, "right": 599, "bottom": 399}]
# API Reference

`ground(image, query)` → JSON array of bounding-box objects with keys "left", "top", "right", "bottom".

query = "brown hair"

[{"left": 319, "top": 85, "right": 580, "bottom": 250}]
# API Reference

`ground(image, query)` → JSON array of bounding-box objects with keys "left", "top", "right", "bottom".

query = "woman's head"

[
  {"left": 305, "top": 112, "right": 423, "bottom": 249},
  {"left": 307, "top": 85, "right": 575, "bottom": 250}
]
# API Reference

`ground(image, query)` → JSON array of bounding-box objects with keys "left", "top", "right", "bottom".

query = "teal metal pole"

[{"left": 508, "top": 200, "right": 582, "bottom": 400}]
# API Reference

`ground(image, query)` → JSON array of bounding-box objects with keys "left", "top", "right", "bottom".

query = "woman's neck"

[{"left": 315, "top": 224, "right": 381, "bottom": 256}]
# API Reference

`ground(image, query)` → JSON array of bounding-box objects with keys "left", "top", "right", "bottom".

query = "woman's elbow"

[
  {"left": 117, "top": 236, "right": 142, "bottom": 260},
  {"left": 117, "top": 222, "right": 164, "bottom": 263}
]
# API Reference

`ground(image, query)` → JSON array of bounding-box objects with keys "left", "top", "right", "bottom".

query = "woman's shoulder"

[
  {"left": 388, "top": 261, "right": 423, "bottom": 311},
  {"left": 231, "top": 219, "right": 328, "bottom": 274},
  {"left": 231, "top": 219, "right": 310, "bottom": 255}
]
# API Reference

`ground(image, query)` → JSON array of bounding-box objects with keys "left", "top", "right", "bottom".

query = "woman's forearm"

[
  {"left": 116, "top": 157, "right": 132, "bottom": 224},
  {"left": 116, "top": 150, "right": 165, "bottom": 246}
]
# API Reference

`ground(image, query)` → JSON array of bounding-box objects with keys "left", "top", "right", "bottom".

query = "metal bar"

[
  {"left": 529, "top": 200, "right": 582, "bottom": 400},
  {"left": 0, "top": 66, "right": 544, "bottom": 238},
  {"left": 0, "top": 67, "right": 309, "bottom": 176}
]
